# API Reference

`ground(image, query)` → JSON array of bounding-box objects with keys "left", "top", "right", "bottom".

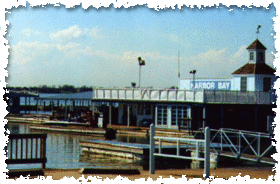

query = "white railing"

[
  {"left": 149, "top": 124, "right": 211, "bottom": 179},
  {"left": 204, "top": 90, "right": 273, "bottom": 104},
  {"left": 93, "top": 88, "right": 274, "bottom": 104},
  {"left": 194, "top": 128, "right": 275, "bottom": 165},
  {"left": 93, "top": 88, "right": 204, "bottom": 103}
]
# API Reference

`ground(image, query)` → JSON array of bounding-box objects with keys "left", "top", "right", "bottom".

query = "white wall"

[
  {"left": 247, "top": 76, "right": 255, "bottom": 91},
  {"left": 231, "top": 74, "right": 276, "bottom": 92},
  {"left": 232, "top": 77, "right": 240, "bottom": 91}
]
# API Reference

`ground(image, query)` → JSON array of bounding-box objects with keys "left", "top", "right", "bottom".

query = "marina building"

[{"left": 93, "top": 38, "right": 276, "bottom": 133}]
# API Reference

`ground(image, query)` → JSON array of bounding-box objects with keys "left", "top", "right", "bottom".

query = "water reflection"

[
  {"left": 46, "top": 133, "right": 95, "bottom": 169},
  {"left": 5, "top": 123, "right": 97, "bottom": 169},
  {"left": 5, "top": 123, "right": 148, "bottom": 170}
]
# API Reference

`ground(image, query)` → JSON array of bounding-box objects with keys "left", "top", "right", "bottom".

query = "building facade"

[{"left": 92, "top": 39, "right": 276, "bottom": 133}]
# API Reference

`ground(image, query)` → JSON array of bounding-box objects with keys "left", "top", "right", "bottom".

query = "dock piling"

[
  {"left": 204, "top": 127, "right": 210, "bottom": 179},
  {"left": 149, "top": 124, "right": 155, "bottom": 174}
]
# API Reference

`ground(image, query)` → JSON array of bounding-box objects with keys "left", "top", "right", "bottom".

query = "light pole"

[
  {"left": 190, "top": 70, "right": 196, "bottom": 90},
  {"left": 138, "top": 57, "right": 145, "bottom": 88}
]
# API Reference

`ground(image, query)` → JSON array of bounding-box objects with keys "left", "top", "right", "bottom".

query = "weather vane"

[{"left": 256, "top": 25, "right": 261, "bottom": 39}]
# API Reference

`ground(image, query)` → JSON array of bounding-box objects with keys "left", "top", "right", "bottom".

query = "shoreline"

[
  {"left": 5, "top": 167, "right": 275, "bottom": 181},
  {"left": 4, "top": 116, "right": 276, "bottom": 181}
]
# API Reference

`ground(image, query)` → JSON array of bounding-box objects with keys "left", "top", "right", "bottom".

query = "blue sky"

[{"left": 6, "top": 3, "right": 276, "bottom": 88}]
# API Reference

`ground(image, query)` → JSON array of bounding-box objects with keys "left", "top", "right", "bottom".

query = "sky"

[{"left": 5, "top": 3, "right": 277, "bottom": 88}]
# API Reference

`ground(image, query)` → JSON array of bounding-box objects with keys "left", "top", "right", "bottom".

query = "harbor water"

[{"left": 5, "top": 123, "right": 149, "bottom": 170}]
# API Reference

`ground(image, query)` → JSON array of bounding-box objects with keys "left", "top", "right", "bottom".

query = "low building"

[
  {"left": 93, "top": 39, "right": 276, "bottom": 132},
  {"left": 4, "top": 91, "right": 39, "bottom": 114}
]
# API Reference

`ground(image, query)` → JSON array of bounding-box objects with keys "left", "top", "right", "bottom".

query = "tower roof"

[
  {"left": 232, "top": 63, "right": 275, "bottom": 75},
  {"left": 247, "top": 39, "right": 267, "bottom": 50}
]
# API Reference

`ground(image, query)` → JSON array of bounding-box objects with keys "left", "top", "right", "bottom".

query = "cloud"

[
  {"left": 179, "top": 47, "right": 250, "bottom": 79},
  {"left": 21, "top": 28, "right": 42, "bottom": 39},
  {"left": 121, "top": 51, "right": 175, "bottom": 64},
  {"left": 50, "top": 25, "right": 103, "bottom": 42},
  {"left": 85, "top": 27, "right": 103, "bottom": 39},
  {"left": 50, "top": 25, "right": 82, "bottom": 41},
  {"left": 196, "top": 48, "right": 227, "bottom": 62},
  {"left": 10, "top": 41, "right": 53, "bottom": 65}
]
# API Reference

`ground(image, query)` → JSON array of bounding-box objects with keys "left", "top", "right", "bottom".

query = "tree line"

[{"left": 6, "top": 85, "right": 93, "bottom": 94}]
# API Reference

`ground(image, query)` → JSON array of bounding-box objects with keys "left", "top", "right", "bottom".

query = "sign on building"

[{"left": 190, "top": 81, "right": 231, "bottom": 90}]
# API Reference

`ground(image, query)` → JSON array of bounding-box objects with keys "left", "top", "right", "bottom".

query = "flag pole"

[{"left": 178, "top": 50, "right": 180, "bottom": 89}]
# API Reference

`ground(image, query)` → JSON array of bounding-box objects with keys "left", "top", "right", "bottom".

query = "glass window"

[
  {"left": 171, "top": 106, "right": 188, "bottom": 126},
  {"left": 263, "top": 77, "right": 271, "bottom": 92},
  {"left": 241, "top": 77, "right": 247, "bottom": 92},
  {"left": 157, "top": 105, "right": 167, "bottom": 125},
  {"left": 258, "top": 52, "right": 264, "bottom": 61},
  {"left": 250, "top": 52, "right": 254, "bottom": 60}
]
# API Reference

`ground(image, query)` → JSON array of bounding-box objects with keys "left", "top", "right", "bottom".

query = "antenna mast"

[
  {"left": 178, "top": 50, "right": 180, "bottom": 88},
  {"left": 256, "top": 25, "right": 261, "bottom": 39}
]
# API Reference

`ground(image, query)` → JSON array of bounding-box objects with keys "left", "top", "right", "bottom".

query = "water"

[{"left": 5, "top": 123, "right": 146, "bottom": 170}]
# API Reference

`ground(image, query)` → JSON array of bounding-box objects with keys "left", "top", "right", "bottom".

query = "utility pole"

[{"left": 138, "top": 57, "right": 145, "bottom": 88}]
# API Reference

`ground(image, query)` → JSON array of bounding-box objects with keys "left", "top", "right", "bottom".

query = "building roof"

[
  {"left": 247, "top": 39, "right": 267, "bottom": 50},
  {"left": 232, "top": 63, "right": 276, "bottom": 75},
  {"left": 36, "top": 91, "right": 93, "bottom": 100}
]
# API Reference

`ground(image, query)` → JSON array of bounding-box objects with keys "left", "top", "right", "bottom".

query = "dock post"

[
  {"left": 204, "top": 126, "right": 210, "bottom": 179},
  {"left": 36, "top": 100, "right": 39, "bottom": 120},
  {"left": 203, "top": 106, "right": 206, "bottom": 128},
  {"left": 29, "top": 96, "right": 31, "bottom": 114},
  {"left": 127, "top": 105, "right": 130, "bottom": 127},
  {"left": 149, "top": 124, "right": 155, "bottom": 174},
  {"left": 64, "top": 100, "right": 67, "bottom": 121},
  {"left": 25, "top": 96, "right": 27, "bottom": 114},
  {"left": 109, "top": 103, "right": 112, "bottom": 125}
]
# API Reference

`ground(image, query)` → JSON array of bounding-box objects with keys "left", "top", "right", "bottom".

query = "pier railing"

[
  {"left": 93, "top": 88, "right": 274, "bottom": 104},
  {"left": 149, "top": 124, "right": 210, "bottom": 179},
  {"left": 93, "top": 88, "right": 204, "bottom": 103},
  {"left": 5, "top": 134, "right": 47, "bottom": 169},
  {"left": 194, "top": 128, "right": 275, "bottom": 165},
  {"left": 204, "top": 90, "right": 274, "bottom": 104}
]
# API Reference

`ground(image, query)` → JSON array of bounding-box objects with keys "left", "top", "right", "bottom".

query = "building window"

[
  {"left": 157, "top": 105, "right": 167, "bottom": 125},
  {"left": 240, "top": 77, "right": 247, "bottom": 92},
  {"left": 263, "top": 77, "right": 271, "bottom": 92},
  {"left": 258, "top": 52, "right": 264, "bottom": 62},
  {"left": 249, "top": 52, "right": 254, "bottom": 60},
  {"left": 171, "top": 106, "right": 188, "bottom": 126}
]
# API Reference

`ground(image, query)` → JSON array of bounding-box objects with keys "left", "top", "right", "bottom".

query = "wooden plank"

[
  {"left": 9, "top": 134, "right": 47, "bottom": 139},
  {"left": 31, "top": 138, "right": 33, "bottom": 159},
  {"left": 35, "top": 138, "right": 38, "bottom": 159},
  {"left": 6, "top": 134, "right": 47, "bottom": 169},
  {"left": 5, "top": 158, "right": 47, "bottom": 164},
  {"left": 15, "top": 139, "right": 18, "bottom": 160},
  {"left": 26, "top": 138, "right": 28, "bottom": 159},
  {"left": 20, "top": 138, "right": 23, "bottom": 159},
  {"left": 10, "top": 139, "right": 13, "bottom": 159}
]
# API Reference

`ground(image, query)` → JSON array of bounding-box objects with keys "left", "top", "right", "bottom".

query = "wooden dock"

[
  {"left": 30, "top": 126, "right": 106, "bottom": 136},
  {"left": 79, "top": 140, "right": 190, "bottom": 161}
]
